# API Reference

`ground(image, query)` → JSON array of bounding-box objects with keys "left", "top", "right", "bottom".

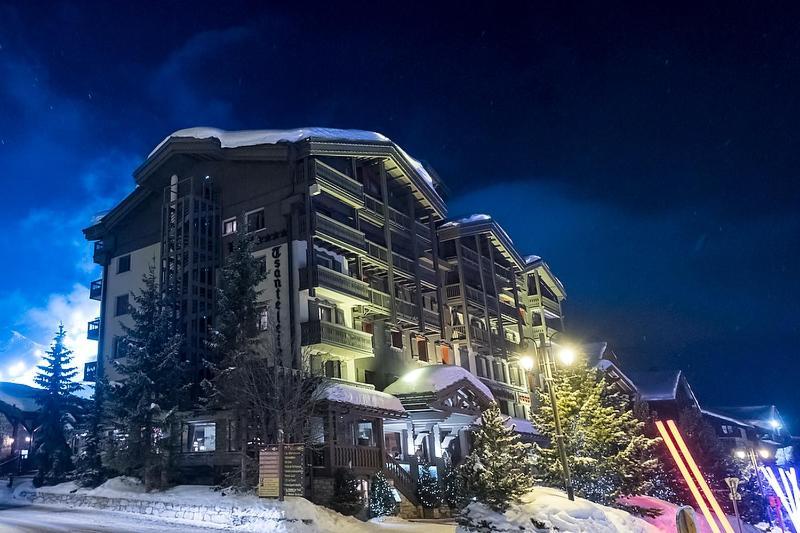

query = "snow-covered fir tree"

[
  {"left": 416, "top": 460, "right": 442, "bottom": 509},
  {"left": 110, "top": 265, "right": 186, "bottom": 489},
  {"left": 459, "top": 402, "right": 534, "bottom": 512},
  {"left": 33, "top": 324, "right": 83, "bottom": 486},
  {"left": 369, "top": 471, "right": 397, "bottom": 517},
  {"left": 330, "top": 467, "right": 363, "bottom": 516},
  {"left": 76, "top": 376, "right": 109, "bottom": 488},
  {"left": 203, "top": 227, "right": 266, "bottom": 486},
  {"left": 533, "top": 358, "right": 660, "bottom": 505},
  {"left": 443, "top": 463, "right": 468, "bottom": 510}
]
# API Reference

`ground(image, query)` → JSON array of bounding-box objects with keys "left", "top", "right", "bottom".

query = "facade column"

[
  {"left": 486, "top": 240, "right": 507, "bottom": 358},
  {"left": 474, "top": 235, "right": 495, "bottom": 356},
  {"left": 379, "top": 163, "right": 397, "bottom": 324}
]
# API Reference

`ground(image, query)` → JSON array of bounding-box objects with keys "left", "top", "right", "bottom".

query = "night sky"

[{"left": 1, "top": 3, "right": 798, "bottom": 424}]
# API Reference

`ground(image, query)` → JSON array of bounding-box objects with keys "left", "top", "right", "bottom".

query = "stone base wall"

[
  {"left": 16, "top": 490, "right": 313, "bottom": 529},
  {"left": 310, "top": 477, "right": 335, "bottom": 506}
]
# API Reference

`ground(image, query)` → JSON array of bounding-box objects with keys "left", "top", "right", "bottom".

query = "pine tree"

[
  {"left": 369, "top": 471, "right": 397, "bottom": 517},
  {"left": 417, "top": 460, "right": 443, "bottom": 509},
  {"left": 443, "top": 464, "right": 468, "bottom": 510},
  {"left": 33, "top": 324, "right": 83, "bottom": 486},
  {"left": 533, "top": 359, "right": 660, "bottom": 505},
  {"left": 110, "top": 265, "right": 186, "bottom": 489},
  {"left": 204, "top": 228, "right": 267, "bottom": 487},
  {"left": 330, "top": 467, "right": 363, "bottom": 516},
  {"left": 76, "top": 376, "right": 109, "bottom": 488},
  {"left": 459, "top": 402, "right": 534, "bottom": 512}
]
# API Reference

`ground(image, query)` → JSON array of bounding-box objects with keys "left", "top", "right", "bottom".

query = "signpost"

[
  {"left": 258, "top": 443, "right": 305, "bottom": 499},
  {"left": 258, "top": 445, "right": 281, "bottom": 498}
]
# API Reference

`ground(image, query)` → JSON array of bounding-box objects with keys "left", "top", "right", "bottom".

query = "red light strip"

[
  {"left": 666, "top": 420, "right": 734, "bottom": 533},
  {"left": 655, "top": 420, "right": 721, "bottom": 533}
]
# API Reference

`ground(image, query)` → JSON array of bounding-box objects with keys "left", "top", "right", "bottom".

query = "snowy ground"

[{"left": 1, "top": 478, "right": 700, "bottom": 533}]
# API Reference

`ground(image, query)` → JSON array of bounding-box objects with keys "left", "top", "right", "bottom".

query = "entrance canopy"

[{"left": 384, "top": 365, "right": 494, "bottom": 415}]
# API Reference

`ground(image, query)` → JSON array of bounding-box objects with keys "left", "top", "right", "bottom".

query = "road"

[{"left": 0, "top": 503, "right": 226, "bottom": 532}]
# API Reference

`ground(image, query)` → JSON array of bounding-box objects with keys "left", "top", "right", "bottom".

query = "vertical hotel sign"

[{"left": 265, "top": 243, "right": 291, "bottom": 363}]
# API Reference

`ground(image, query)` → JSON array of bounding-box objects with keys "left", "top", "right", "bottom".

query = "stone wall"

[{"left": 16, "top": 490, "right": 313, "bottom": 529}]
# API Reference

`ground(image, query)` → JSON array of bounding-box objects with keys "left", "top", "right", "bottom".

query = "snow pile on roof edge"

[
  {"left": 384, "top": 364, "right": 493, "bottom": 401},
  {"left": 320, "top": 382, "right": 405, "bottom": 413}
]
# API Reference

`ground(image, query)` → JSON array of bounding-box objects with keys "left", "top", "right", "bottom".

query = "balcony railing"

[
  {"left": 528, "top": 294, "right": 560, "bottom": 315},
  {"left": 89, "top": 279, "right": 102, "bottom": 301},
  {"left": 314, "top": 212, "right": 366, "bottom": 251},
  {"left": 302, "top": 266, "right": 370, "bottom": 303},
  {"left": 422, "top": 307, "right": 441, "bottom": 329},
  {"left": 87, "top": 318, "right": 100, "bottom": 341},
  {"left": 301, "top": 321, "right": 374, "bottom": 358},
  {"left": 314, "top": 160, "right": 364, "bottom": 206},
  {"left": 395, "top": 297, "right": 418, "bottom": 323},
  {"left": 368, "top": 288, "right": 391, "bottom": 314}
]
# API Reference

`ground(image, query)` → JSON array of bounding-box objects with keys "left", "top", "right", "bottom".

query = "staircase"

[{"left": 383, "top": 455, "right": 419, "bottom": 507}]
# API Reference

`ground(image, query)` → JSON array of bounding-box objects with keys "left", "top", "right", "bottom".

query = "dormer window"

[{"left": 222, "top": 218, "right": 237, "bottom": 236}]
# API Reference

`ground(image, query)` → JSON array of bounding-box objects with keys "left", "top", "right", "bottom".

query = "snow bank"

[
  {"left": 459, "top": 487, "right": 658, "bottom": 533},
  {"left": 10, "top": 477, "right": 375, "bottom": 532},
  {"left": 621, "top": 495, "right": 774, "bottom": 533}
]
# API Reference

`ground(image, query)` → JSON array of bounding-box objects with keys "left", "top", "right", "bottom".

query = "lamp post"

[
  {"left": 734, "top": 447, "right": 772, "bottom": 527},
  {"left": 539, "top": 332, "right": 575, "bottom": 500}
]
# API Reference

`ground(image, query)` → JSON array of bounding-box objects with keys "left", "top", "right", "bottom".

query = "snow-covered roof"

[
  {"left": 384, "top": 364, "right": 494, "bottom": 401},
  {"left": 708, "top": 405, "right": 785, "bottom": 432},
  {"left": 701, "top": 408, "right": 755, "bottom": 428},
  {"left": 524, "top": 255, "right": 542, "bottom": 265},
  {"left": 475, "top": 415, "right": 539, "bottom": 435},
  {"left": 0, "top": 382, "right": 41, "bottom": 414},
  {"left": 440, "top": 214, "right": 491, "bottom": 228},
  {"left": 318, "top": 381, "right": 405, "bottom": 414},
  {"left": 625, "top": 370, "right": 682, "bottom": 402},
  {"left": 149, "top": 127, "right": 436, "bottom": 187}
]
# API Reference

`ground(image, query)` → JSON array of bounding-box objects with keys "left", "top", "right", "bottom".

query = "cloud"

[{"left": 2, "top": 284, "right": 99, "bottom": 389}]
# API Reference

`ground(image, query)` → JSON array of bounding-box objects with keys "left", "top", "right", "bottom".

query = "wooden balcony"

[
  {"left": 87, "top": 318, "right": 100, "bottom": 341},
  {"left": 395, "top": 297, "right": 419, "bottom": 324},
  {"left": 89, "top": 279, "right": 102, "bottom": 301},
  {"left": 313, "top": 212, "right": 366, "bottom": 253},
  {"left": 313, "top": 159, "right": 364, "bottom": 208},
  {"left": 314, "top": 444, "right": 383, "bottom": 476},
  {"left": 301, "top": 266, "right": 370, "bottom": 305},
  {"left": 301, "top": 321, "right": 374, "bottom": 359},
  {"left": 528, "top": 294, "right": 561, "bottom": 316}
]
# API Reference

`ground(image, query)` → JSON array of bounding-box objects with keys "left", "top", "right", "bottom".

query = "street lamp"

[
  {"left": 734, "top": 447, "right": 772, "bottom": 527},
  {"left": 557, "top": 346, "right": 576, "bottom": 366},
  {"left": 538, "top": 332, "right": 575, "bottom": 500}
]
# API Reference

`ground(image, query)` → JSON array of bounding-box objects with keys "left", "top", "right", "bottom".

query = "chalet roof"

[
  {"left": 624, "top": 370, "right": 683, "bottom": 401},
  {"left": 475, "top": 415, "right": 540, "bottom": 435},
  {"left": 708, "top": 405, "right": 785, "bottom": 432},
  {"left": 318, "top": 381, "right": 405, "bottom": 417},
  {"left": 0, "top": 382, "right": 41, "bottom": 420},
  {"left": 438, "top": 214, "right": 525, "bottom": 269},
  {"left": 384, "top": 364, "right": 493, "bottom": 402}
]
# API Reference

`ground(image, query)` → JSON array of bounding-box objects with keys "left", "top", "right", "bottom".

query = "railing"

[
  {"left": 331, "top": 445, "right": 383, "bottom": 471},
  {"left": 369, "top": 288, "right": 391, "bottom": 313},
  {"left": 395, "top": 298, "right": 418, "bottom": 322},
  {"left": 365, "top": 240, "right": 390, "bottom": 265},
  {"left": 314, "top": 160, "right": 364, "bottom": 204},
  {"left": 363, "top": 195, "right": 385, "bottom": 222},
  {"left": 87, "top": 318, "right": 100, "bottom": 341},
  {"left": 422, "top": 307, "right": 440, "bottom": 329},
  {"left": 528, "top": 294, "right": 560, "bottom": 315},
  {"left": 452, "top": 324, "right": 490, "bottom": 343},
  {"left": 384, "top": 455, "right": 419, "bottom": 506},
  {"left": 89, "top": 279, "right": 102, "bottom": 300},
  {"left": 314, "top": 212, "right": 366, "bottom": 251},
  {"left": 303, "top": 266, "right": 370, "bottom": 302},
  {"left": 301, "top": 321, "right": 373, "bottom": 356}
]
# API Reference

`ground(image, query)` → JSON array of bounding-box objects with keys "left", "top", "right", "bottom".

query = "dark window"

[
  {"left": 391, "top": 330, "right": 403, "bottom": 349},
  {"left": 246, "top": 209, "right": 265, "bottom": 232},
  {"left": 115, "top": 294, "right": 129, "bottom": 316},
  {"left": 417, "top": 338, "right": 429, "bottom": 362},
  {"left": 364, "top": 370, "right": 376, "bottom": 385},
  {"left": 324, "top": 360, "right": 342, "bottom": 379},
  {"left": 113, "top": 336, "right": 127, "bottom": 359},
  {"left": 117, "top": 255, "right": 131, "bottom": 273}
]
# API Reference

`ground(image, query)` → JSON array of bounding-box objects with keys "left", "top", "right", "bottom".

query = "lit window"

[
  {"left": 258, "top": 309, "right": 269, "bottom": 331},
  {"left": 117, "top": 255, "right": 131, "bottom": 274},
  {"left": 222, "top": 218, "right": 237, "bottom": 236},
  {"left": 188, "top": 422, "right": 216, "bottom": 452},
  {"left": 115, "top": 294, "right": 130, "bottom": 316},
  {"left": 356, "top": 420, "right": 375, "bottom": 446}
]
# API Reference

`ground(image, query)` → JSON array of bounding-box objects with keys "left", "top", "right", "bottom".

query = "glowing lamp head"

[
  {"left": 519, "top": 356, "right": 534, "bottom": 371},
  {"left": 734, "top": 450, "right": 747, "bottom": 460},
  {"left": 769, "top": 419, "right": 782, "bottom": 430},
  {"left": 758, "top": 448, "right": 771, "bottom": 459},
  {"left": 557, "top": 346, "right": 576, "bottom": 366}
]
